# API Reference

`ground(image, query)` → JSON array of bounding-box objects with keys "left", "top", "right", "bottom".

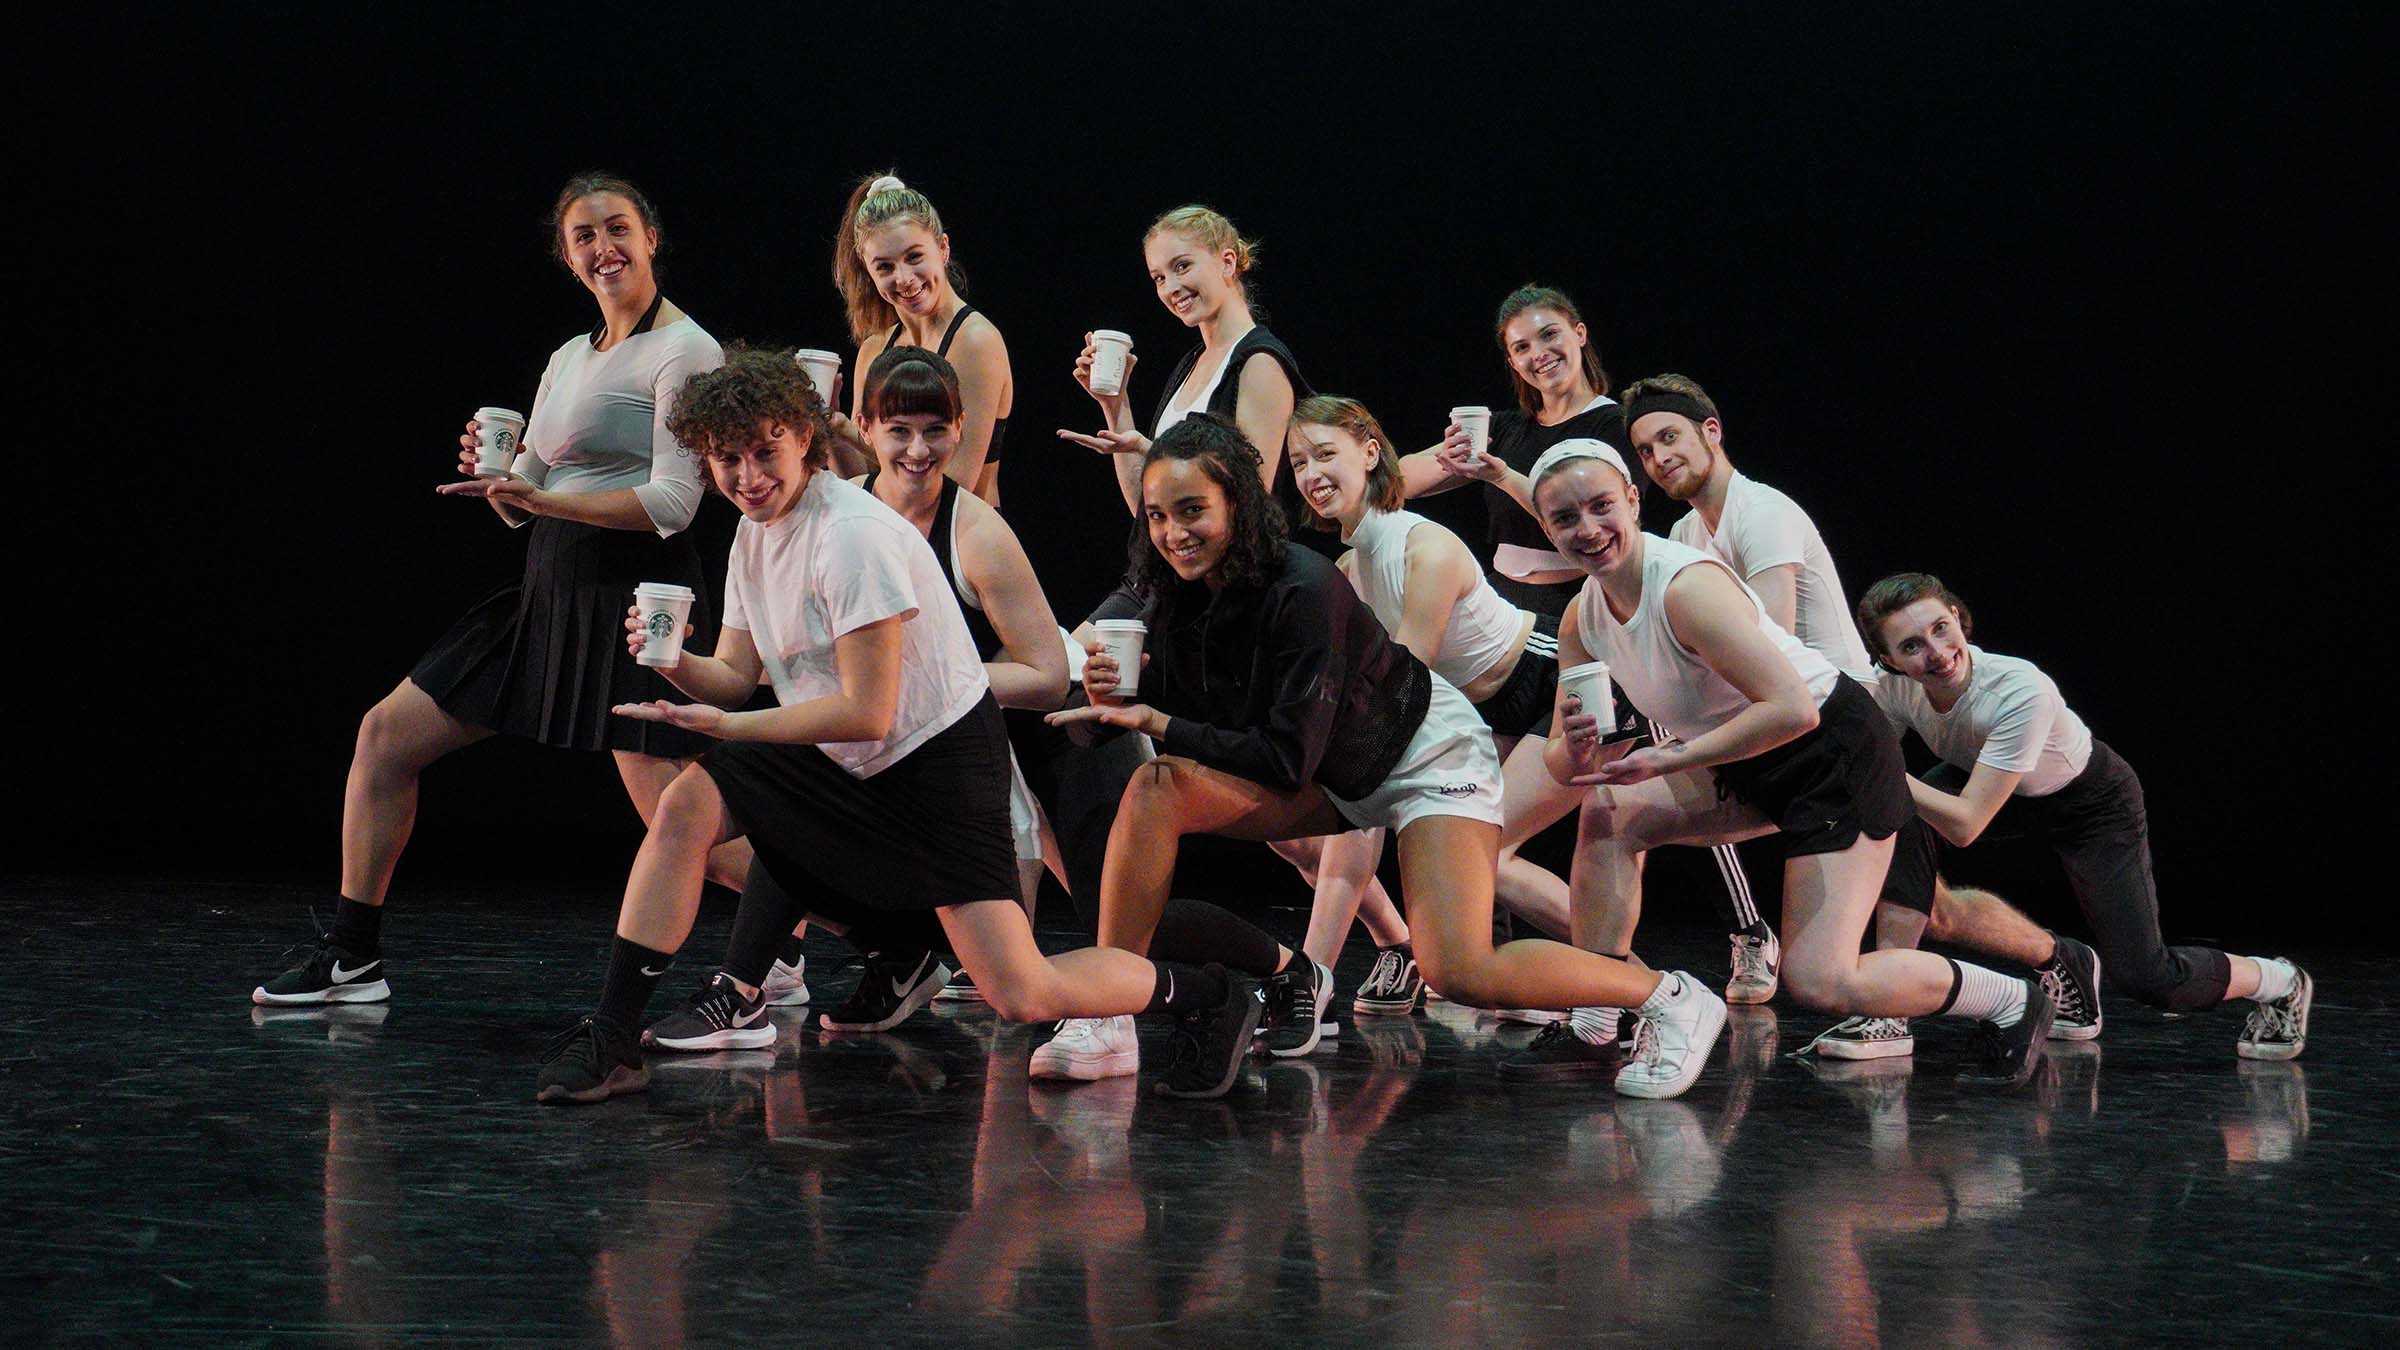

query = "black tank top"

[
  {"left": 886, "top": 304, "right": 1008, "bottom": 466},
  {"left": 1481, "top": 398, "right": 1628, "bottom": 617},
  {"left": 863, "top": 470, "right": 1004, "bottom": 660}
]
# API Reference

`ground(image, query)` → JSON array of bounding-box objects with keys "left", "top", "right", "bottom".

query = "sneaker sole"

[
  {"left": 1492, "top": 1009, "right": 1568, "bottom": 1026},
  {"left": 819, "top": 962, "right": 954, "bottom": 1033},
  {"left": 1498, "top": 1053, "right": 1626, "bottom": 1082},
  {"left": 1351, "top": 992, "right": 1420, "bottom": 1016},
  {"left": 1263, "top": 979, "right": 1333, "bottom": 1058},
  {"left": 1155, "top": 992, "right": 1267, "bottom": 1099},
  {"left": 1961, "top": 993, "right": 2056, "bottom": 1088},
  {"left": 1724, "top": 980, "right": 1778, "bottom": 1006},
  {"left": 1816, "top": 1036, "right": 1915, "bottom": 1061},
  {"left": 933, "top": 984, "right": 987, "bottom": 1004},
  {"left": 2048, "top": 1020, "right": 2103, "bottom": 1043},
  {"left": 2237, "top": 970, "right": 2311, "bottom": 1061},
  {"left": 535, "top": 1062, "right": 651, "bottom": 1106},
  {"left": 763, "top": 987, "right": 811, "bottom": 1008},
  {"left": 1615, "top": 990, "right": 1728, "bottom": 1100},
  {"left": 647, "top": 1023, "right": 777, "bottom": 1053},
  {"left": 253, "top": 979, "right": 390, "bottom": 1007},
  {"left": 1029, "top": 1049, "right": 1141, "bottom": 1081}
]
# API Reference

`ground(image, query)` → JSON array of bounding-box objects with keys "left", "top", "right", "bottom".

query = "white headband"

[
  {"left": 1527, "top": 438, "right": 1632, "bottom": 490},
  {"left": 868, "top": 175, "right": 907, "bottom": 194}
]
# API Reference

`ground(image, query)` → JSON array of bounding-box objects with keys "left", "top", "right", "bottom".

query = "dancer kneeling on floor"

[
  {"left": 1534, "top": 435, "right": 2052, "bottom": 1090},
  {"left": 1047, "top": 415, "right": 1712, "bottom": 1098},
  {"left": 537, "top": 349, "right": 1271, "bottom": 1105}
]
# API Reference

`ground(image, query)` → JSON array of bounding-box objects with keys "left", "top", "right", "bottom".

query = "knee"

[
  {"left": 976, "top": 970, "right": 1061, "bottom": 1024},
  {"left": 1778, "top": 953, "right": 1849, "bottom": 1012},
  {"left": 1120, "top": 758, "right": 1196, "bottom": 820},
  {"left": 354, "top": 696, "right": 417, "bottom": 769},
  {"left": 1576, "top": 789, "right": 1652, "bottom": 852},
  {"left": 1414, "top": 944, "right": 1491, "bottom": 1009},
  {"left": 650, "top": 768, "right": 722, "bottom": 849}
]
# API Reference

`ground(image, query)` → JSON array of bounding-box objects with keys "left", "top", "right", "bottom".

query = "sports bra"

[
  {"left": 886, "top": 304, "right": 1008, "bottom": 466},
  {"left": 863, "top": 470, "right": 1002, "bottom": 661}
]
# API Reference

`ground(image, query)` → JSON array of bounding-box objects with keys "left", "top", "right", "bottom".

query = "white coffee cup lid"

[
  {"left": 635, "top": 583, "right": 696, "bottom": 601},
  {"left": 475, "top": 406, "right": 525, "bottom": 423},
  {"left": 1093, "top": 618, "right": 1147, "bottom": 632},
  {"left": 1450, "top": 405, "right": 1491, "bottom": 417},
  {"left": 1092, "top": 329, "right": 1133, "bottom": 344},
  {"left": 1558, "top": 660, "right": 1610, "bottom": 681},
  {"left": 793, "top": 349, "right": 841, "bottom": 364}
]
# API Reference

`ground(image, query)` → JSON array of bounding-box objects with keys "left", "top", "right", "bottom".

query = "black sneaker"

[
  {"left": 2237, "top": 962, "right": 2313, "bottom": 1061},
  {"left": 818, "top": 950, "right": 953, "bottom": 1033},
  {"left": 1156, "top": 968, "right": 1268, "bottom": 1099},
  {"left": 932, "top": 968, "right": 986, "bottom": 1004},
  {"left": 1961, "top": 980, "right": 2054, "bottom": 1088},
  {"left": 2041, "top": 934, "right": 2103, "bottom": 1041},
  {"left": 1498, "top": 1021, "right": 1627, "bottom": 1081},
  {"left": 643, "top": 972, "right": 776, "bottom": 1052},
  {"left": 253, "top": 932, "right": 390, "bottom": 1006},
  {"left": 1351, "top": 944, "right": 1423, "bottom": 1016},
  {"left": 536, "top": 1016, "right": 649, "bottom": 1106},
  {"left": 1258, "top": 959, "right": 1331, "bottom": 1057}
]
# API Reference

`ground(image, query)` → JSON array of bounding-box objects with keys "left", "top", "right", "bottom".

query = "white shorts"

[
  {"left": 1327, "top": 675, "right": 1504, "bottom": 833},
  {"left": 1005, "top": 746, "right": 1043, "bottom": 863}
]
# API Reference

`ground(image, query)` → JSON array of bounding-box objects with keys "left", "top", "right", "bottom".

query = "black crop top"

[{"left": 1479, "top": 397, "right": 1627, "bottom": 616}]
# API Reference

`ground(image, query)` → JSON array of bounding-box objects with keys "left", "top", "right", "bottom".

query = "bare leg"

[
  {"left": 1096, "top": 755, "right": 1342, "bottom": 957},
  {"left": 939, "top": 899, "right": 1168, "bottom": 1024},
  {"left": 1285, "top": 829, "right": 1398, "bottom": 967},
  {"left": 1779, "top": 841, "right": 1965, "bottom": 1017},
  {"left": 341, "top": 679, "right": 491, "bottom": 905},
  {"left": 614, "top": 750, "right": 753, "bottom": 891},
  {"left": 1491, "top": 734, "right": 1580, "bottom": 937},
  {"left": 1403, "top": 815, "right": 1662, "bottom": 1011},
  {"left": 1875, "top": 902, "right": 1930, "bottom": 952},
  {"left": 614, "top": 766, "right": 745, "bottom": 954},
  {"left": 1571, "top": 768, "right": 1764, "bottom": 957},
  {"left": 1924, "top": 880, "right": 2055, "bottom": 967}
]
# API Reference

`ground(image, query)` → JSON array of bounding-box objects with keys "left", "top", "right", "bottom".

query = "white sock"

[
  {"left": 1943, "top": 960, "right": 2027, "bottom": 1027},
  {"left": 1639, "top": 972, "right": 1685, "bottom": 1016},
  {"left": 2247, "top": 957, "right": 2297, "bottom": 1004},
  {"left": 1569, "top": 1005, "right": 1621, "bottom": 1045}
]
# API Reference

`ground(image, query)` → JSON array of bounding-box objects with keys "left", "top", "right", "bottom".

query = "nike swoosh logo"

[
  {"left": 330, "top": 961, "right": 376, "bottom": 982},
  {"left": 642, "top": 965, "right": 668, "bottom": 977},
  {"left": 891, "top": 976, "right": 918, "bottom": 998}
]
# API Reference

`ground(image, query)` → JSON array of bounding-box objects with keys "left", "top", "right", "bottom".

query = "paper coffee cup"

[
  {"left": 473, "top": 406, "right": 526, "bottom": 478},
  {"left": 793, "top": 350, "right": 843, "bottom": 409},
  {"left": 1556, "top": 660, "right": 1613, "bottom": 726},
  {"left": 1092, "top": 619, "right": 1148, "bottom": 698},
  {"left": 1089, "top": 330, "right": 1134, "bottom": 397},
  {"left": 1450, "top": 406, "right": 1492, "bottom": 467},
  {"left": 633, "top": 583, "right": 697, "bottom": 668}
]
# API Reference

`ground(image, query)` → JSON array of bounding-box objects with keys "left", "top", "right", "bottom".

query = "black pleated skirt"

[{"left": 408, "top": 517, "right": 718, "bottom": 757}]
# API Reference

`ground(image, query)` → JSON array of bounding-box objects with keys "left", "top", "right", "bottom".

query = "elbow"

[
  {"left": 1784, "top": 697, "right": 1821, "bottom": 740},
  {"left": 1944, "top": 820, "right": 1985, "bottom": 850},
  {"left": 850, "top": 700, "right": 899, "bottom": 744},
  {"left": 1036, "top": 666, "right": 1071, "bottom": 711}
]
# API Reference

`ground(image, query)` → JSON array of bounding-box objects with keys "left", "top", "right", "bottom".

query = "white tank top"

[
  {"left": 1574, "top": 534, "right": 1839, "bottom": 745},
  {"left": 1347, "top": 509, "right": 1523, "bottom": 688}
]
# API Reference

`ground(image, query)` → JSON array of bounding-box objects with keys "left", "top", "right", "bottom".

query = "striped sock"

[{"left": 1941, "top": 960, "right": 2027, "bottom": 1027}]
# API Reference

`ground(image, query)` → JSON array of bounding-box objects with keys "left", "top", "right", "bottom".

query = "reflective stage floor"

[{"left": 6, "top": 880, "right": 2392, "bottom": 1345}]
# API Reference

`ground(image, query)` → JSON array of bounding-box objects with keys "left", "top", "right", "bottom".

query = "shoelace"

[
  {"left": 2039, "top": 965, "right": 2090, "bottom": 1023},
  {"left": 1789, "top": 1015, "right": 1904, "bottom": 1058},
  {"left": 2244, "top": 998, "right": 2297, "bottom": 1042},
  {"left": 1732, "top": 937, "right": 1772, "bottom": 983},
  {"left": 1050, "top": 1017, "right": 1104, "bottom": 1047},
  {"left": 1363, "top": 949, "right": 1405, "bottom": 995},
  {"left": 539, "top": 1017, "right": 605, "bottom": 1064},
  {"left": 1626, "top": 1015, "right": 1662, "bottom": 1067}
]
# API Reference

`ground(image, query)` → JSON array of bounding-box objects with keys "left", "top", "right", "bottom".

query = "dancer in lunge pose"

[
  {"left": 1049, "top": 415, "right": 1722, "bottom": 1099},
  {"left": 253, "top": 173, "right": 744, "bottom": 1009},
  {"left": 1533, "top": 434, "right": 2051, "bottom": 1090},
  {"left": 1855, "top": 572, "right": 2311, "bottom": 1061},
  {"left": 536, "top": 350, "right": 1268, "bottom": 1105}
]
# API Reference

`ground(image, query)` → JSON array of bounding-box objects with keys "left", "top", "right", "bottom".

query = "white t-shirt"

[
  {"left": 1870, "top": 646, "right": 2092, "bottom": 796},
  {"left": 513, "top": 318, "right": 722, "bottom": 536},
  {"left": 721, "top": 473, "right": 990, "bottom": 777},
  {"left": 1670, "top": 471, "right": 1871, "bottom": 672}
]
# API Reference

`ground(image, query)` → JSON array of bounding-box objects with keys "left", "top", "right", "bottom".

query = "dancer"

[
  {"left": 253, "top": 172, "right": 741, "bottom": 1008},
  {"left": 1533, "top": 435, "right": 2052, "bottom": 1087},
  {"left": 831, "top": 172, "right": 1012, "bottom": 507},
  {"left": 1401, "top": 287, "right": 1774, "bottom": 1001},
  {"left": 1855, "top": 572, "right": 2311, "bottom": 1060},
  {"left": 536, "top": 349, "right": 1272, "bottom": 1105},
  {"left": 1049, "top": 415, "right": 1724, "bottom": 1099}
]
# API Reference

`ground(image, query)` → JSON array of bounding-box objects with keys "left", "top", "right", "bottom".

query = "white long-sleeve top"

[{"left": 508, "top": 317, "right": 723, "bottom": 536}]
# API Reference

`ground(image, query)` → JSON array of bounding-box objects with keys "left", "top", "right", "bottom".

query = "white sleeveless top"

[
  {"left": 1574, "top": 534, "right": 1839, "bottom": 745},
  {"left": 1347, "top": 509, "right": 1523, "bottom": 688}
]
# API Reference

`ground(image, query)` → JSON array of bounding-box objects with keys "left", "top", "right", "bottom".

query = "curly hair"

[
  {"left": 1130, "top": 413, "right": 1289, "bottom": 598},
  {"left": 548, "top": 171, "right": 661, "bottom": 271},
  {"left": 664, "top": 344, "right": 832, "bottom": 471},
  {"left": 1495, "top": 283, "right": 1609, "bottom": 416},
  {"left": 1856, "top": 572, "right": 1975, "bottom": 664}
]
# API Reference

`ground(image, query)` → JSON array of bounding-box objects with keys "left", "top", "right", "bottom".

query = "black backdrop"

[{"left": 24, "top": 7, "right": 2389, "bottom": 941}]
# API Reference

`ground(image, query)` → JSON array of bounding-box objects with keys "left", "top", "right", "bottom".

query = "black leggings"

[{"left": 1884, "top": 741, "right": 2231, "bottom": 1011}]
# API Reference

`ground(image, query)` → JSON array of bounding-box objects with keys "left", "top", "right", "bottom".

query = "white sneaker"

[
  {"left": 1614, "top": 973, "right": 1727, "bottom": 1100},
  {"left": 1726, "top": 929, "right": 1780, "bottom": 1004},
  {"left": 1811, "top": 1016, "right": 1915, "bottom": 1060},
  {"left": 1029, "top": 1015, "right": 1139, "bottom": 1081},
  {"left": 761, "top": 956, "right": 810, "bottom": 1008}
]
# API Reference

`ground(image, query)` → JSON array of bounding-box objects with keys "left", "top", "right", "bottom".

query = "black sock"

[
  {"left": 1277, "top": 946, "right": 1310, "bottom": 974},
  {"left": 1144, "top": 961, "right": 1230, "bottom": 1015},
  {"left": 1738, "top": 919, "right": 1772, "bottom": 940},
  {"left": 777, "top": 934, "right": 808, "bottom": 967},
  {"left": 723, "top": 860, "right": 807, "bottom": 988},
  {"left": 1153, "top": 899, "right": 1283, "bottom": 978},
  {"left": 597, "top": 936, "right": 674, "bottom": 1029},
  {"left": 330, "top": 897, "right": 383, "bottom": 956}
]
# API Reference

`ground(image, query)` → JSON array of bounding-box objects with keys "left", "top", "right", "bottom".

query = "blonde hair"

[
  {"left": 1289, "top": 395, "right": 1403, "bottom": 531},
  {"left": 832, "top": 170, "right": 968, "bottom": 344},
  {"left": 1145, "top": 205, "right": 1260, "bottom": 303}
]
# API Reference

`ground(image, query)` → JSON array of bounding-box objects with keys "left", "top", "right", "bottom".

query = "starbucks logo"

[
  {"left": 646, "top": 610, "right": 675, "bottom": 640},
  {"left": 494, "top": 428, "right": 517, "bottom": 456}
]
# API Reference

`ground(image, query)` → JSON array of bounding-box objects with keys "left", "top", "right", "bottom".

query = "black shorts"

[
  {"left": 1472, "top": 611, "right": 1560, "bottom": 738},
  {"left": 1878, "top": 739, "right": 2144, "bottom": 914},
  {"left": 1713, "top": 676, "right": 1911, "bottom": 858},
  {"left": 698, "top": 695, "right": 1017, "bottom": 917}
]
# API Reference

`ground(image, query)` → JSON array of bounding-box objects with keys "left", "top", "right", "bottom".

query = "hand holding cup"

[{"left": 1434, "top": 420, "right": 1507, "bottom": 484}]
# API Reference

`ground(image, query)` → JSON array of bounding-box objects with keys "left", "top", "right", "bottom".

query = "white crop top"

[{"left": 1346, "top": 509, "right": 1523, "bottom": 688}]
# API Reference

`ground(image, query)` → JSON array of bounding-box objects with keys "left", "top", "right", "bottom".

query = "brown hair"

[
  {"left": 1146, "top": 205, "right": 1261, "bottom": 305},
  {"left": 833, "top": 171, "right": 969, "bottom": 345},
  {"left": 1856, "top": 572, "right": 1975, "bottom": 664},
  {"left": 1494, "top": 284, "right": 1609, "bottom": 416},
  {"left": 1289, "top": 395, "right": 1403, "bottom": 531},
  {"left": 548, "top": 172, "right": 662, "bottom": 270},
  {"left": 664, "top": 344, "right": 832, "bottom": 472}
]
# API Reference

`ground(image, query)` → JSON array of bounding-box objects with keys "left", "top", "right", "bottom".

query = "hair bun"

[{"left": 869, "top": 175, "right": 907, "bottom": 194}]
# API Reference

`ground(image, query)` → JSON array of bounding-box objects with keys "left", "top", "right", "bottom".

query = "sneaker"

[
  {"left": 535, "top": 1016, "right": 649, "bottom": 1106},
  {"left": 933, "top": 969, "right": 986, "bottom": 1004},
  {"left": 1725, "top": 928, "right": 1781, "bottom": 1005},
  {"left": 761, "top": 956, "right": 811, "bottom": 1008},
  {"left": 253, "top": 933, "right": 390, "bottom": 1006},
  {"left": 818, "top": 950, "right": 952, "bottom": 1033},
  {"left": 643, "top": 972, "right": 776, "bottom": 1052},
  {"left": 1810, "top": 1016, "right": 1916, "bottom": 1061},
  {"left": 2236, "top": 963, "right": 2312, "bottom": 1062},
  {"left": 1614, "top": 973, "right": 1727, "bottom": 1100},
  {"left": 1259, "top": 959, "right": 1332, "bottom": 1057},
  {"left": 1351, "top": 945, "right": 1423, "bottom": 1016},
  {"left": 1497, "top": 1021, "right": 1626, "bottom": 1081},
  {"left": 1492, "top": 1006, "right": 1569, "bottom": 1026},
  {"left": 1961, "top": 980, "right": 2054, "bottom": 1088},
  {"left": 2041, "top": 935, "right": 2103, "bottom": 1041},
  {"left": 1155, "top": 968, "right": 1268, "bottom": 1099},
  {"left": 1028, "top": 1015, "right": 1140, "bottom": 1081}
]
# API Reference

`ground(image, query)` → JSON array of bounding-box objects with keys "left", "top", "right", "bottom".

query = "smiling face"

[
  {"left": 859, "top": 220, "right": 950, "bottom": 320},
  {"left": 1142, "top": 457, "right": 1235, "bottom": 583},
  {"left": 1874, "top": 598, "right": 1973, "bottom": 696},
  {"left": 869, "top": 410, "right": 960, "bottom": 490},
  {"left": 557, "top": 192, "right": 657, "bottom": 301},
  {"left": 1144, "top": 229, "right": 1238, "bottom": 327},
  {"left": 1630, "top": 411, "right": 1722, "bottom": 502},
  {"left": 1534, "top": 461, "right": 1642, "bottom": 577},
  {"left": 1285, "top": 421, "right": 1379, "bottom": 530},
  {"left": 1501, "top": 308, "right": 1589, "bottom": 403},
  {"left": 706, "top": 418, "right": 813, "bottom": 523}
]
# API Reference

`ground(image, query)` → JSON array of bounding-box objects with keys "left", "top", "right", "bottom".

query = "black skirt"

[{"left": 408, "top": 516, "right": 717, "bottom": 757}]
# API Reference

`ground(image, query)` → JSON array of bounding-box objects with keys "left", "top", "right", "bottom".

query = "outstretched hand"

[
  {"left": 1045, "top": 701, "right": 1163, "bottom": 738},
  {"left": 612, "top": 700, "right": 726, "bottom": 735},
  {"left": 437, "top": 474, "right": 537, "bottom": 504},
  {"left": 1575, "top": 743, "right": 1677, "bottom": 787},
  {"left": 1058, "top": 427, "right": 1149, "bottom": 457}
]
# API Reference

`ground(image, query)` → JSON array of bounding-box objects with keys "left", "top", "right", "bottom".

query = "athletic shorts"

[
  {"left": 699, "top": 695, "right": 1018, "bottom": 914},
  {"left": 1328, "top": 675, "right": 1505, "bottom": 833},
  {"left": 1471, "top": 611, "right": 1560, "bottom": 739},
  {"left": 1712, "top": 675, "right": 1910, "bottom": 859}
]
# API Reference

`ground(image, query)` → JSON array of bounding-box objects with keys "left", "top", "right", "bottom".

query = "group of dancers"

[{"left": 250, "top": 170, "right": 2315, "bottom": 1107}]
